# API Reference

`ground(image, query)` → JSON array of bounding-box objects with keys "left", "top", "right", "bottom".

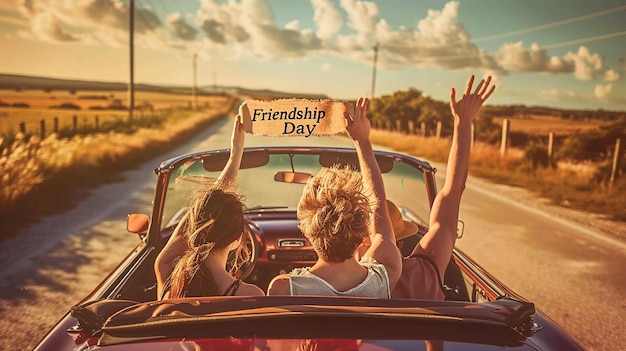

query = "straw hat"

[{"left": 387, "top": 200, "right": 419, "bottom": 241}]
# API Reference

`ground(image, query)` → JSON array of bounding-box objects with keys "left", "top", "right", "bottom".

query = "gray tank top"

[{"left": 288, "top": 256, "right": 390, "bottom": 298}]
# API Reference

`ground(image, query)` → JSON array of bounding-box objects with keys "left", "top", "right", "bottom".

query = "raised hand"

[
  {"left": 344, "top": 97, "right": 371, "bottom": 143},
  {"left": 450, "top": 75, "right": 496, "bottom": 123}
]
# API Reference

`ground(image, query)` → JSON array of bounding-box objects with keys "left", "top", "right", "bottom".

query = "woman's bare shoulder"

[
  {"left": 238, "top": 282, "right": 265, "bottom": 296},
  {"left": 267, "top": 274, "right": 290, "bottom": 295}
]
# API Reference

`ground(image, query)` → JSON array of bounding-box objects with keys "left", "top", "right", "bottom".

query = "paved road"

[{"left": 0, "top": 116, "right": 624, "bottom": 350}]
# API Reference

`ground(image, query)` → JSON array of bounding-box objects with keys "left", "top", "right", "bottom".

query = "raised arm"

[
  {"left": 411, "top": 75, "right": 495, "bottom": 277},
  {"left": 155, "top": 211, "right": 189, "bottom": 299},
  {"left": 218, "top": 114, "right": 246, "bottom": 189},
  {"left": 345, "top": 97, "right": 402, "bottom": 288}
]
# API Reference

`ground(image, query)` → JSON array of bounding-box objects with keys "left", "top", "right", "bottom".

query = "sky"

[{"left": 0, "top": 0, "right": 625, "bottom": 111}]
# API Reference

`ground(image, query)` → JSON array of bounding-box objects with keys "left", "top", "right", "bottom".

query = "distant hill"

[{"left": 0, "top": 73, "right": 329, "bottom": 100}]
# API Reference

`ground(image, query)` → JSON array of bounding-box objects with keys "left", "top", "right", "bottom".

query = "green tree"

[{"left": 371, "top": 88, "right": 423, "bottom": 131}]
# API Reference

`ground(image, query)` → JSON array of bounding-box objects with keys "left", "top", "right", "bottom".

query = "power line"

[
  {"left": 541, "top": 30, "right": 626, "bottom": 50},
  {"left": 394, "top": 29, "right": 626, "bottom": 62},
  {"left": 473, "top": 4, "right": 626, "bottom": 43}
]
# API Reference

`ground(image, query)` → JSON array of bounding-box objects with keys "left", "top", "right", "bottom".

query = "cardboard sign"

[{"left": 239, "top": 98, "right": 354, "bottom": 137}]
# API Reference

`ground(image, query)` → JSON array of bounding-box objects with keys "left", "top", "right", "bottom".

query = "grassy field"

[
  {"left": 491, "top": 114, "right": 612, "bottom": 136},
  {"left": 0, "top": 89, "right": 223, "bottom": 138},
  {"left": 0, "top": 91, "right": 237, "bottom": 241},
  {"left": 0, "top": 89, "right": 215, "bottom": 109},
  {"left": 369, "top": 129, "right": 625, "bottom": 221}
]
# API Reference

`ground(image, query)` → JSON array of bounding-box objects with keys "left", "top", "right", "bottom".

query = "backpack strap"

[{"left": 223, "top": 279, "right": 243, "bottom": 296}]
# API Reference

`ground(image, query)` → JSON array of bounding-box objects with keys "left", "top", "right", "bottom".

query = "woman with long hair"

[{"left": 154, "top": 115, "right": 264, "bottom": 299}]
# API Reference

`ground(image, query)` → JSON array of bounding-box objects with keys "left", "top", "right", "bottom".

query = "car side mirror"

[
  {"left": 274, "top": 171, "right": 312, "bottom": 184},
  {"left": 127, "top": 214, "right": 150, "bottom": 238},
  {"left": 457, "top": 220, "right": 464, "bottom": 239}
]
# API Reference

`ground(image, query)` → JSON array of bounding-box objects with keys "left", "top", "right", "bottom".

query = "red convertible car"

[{"left": 33, "top": 146, "right": 585, "bottom": 350}]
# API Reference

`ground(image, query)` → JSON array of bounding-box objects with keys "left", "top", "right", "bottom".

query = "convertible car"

[{"left": 33, "top": 146, "right": 584, "bottom": 350}]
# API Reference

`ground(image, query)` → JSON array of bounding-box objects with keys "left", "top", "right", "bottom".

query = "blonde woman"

[{"left": 267, "top": 97, "right": 402, "bottom": 297}]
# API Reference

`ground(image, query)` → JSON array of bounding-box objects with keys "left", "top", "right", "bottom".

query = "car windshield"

[{"left": 160, "top": 149, "right": 432, "bottom": 232}]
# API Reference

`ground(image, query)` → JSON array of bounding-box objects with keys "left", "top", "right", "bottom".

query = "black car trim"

[{"left": 98, "top": 296, "right": 535, "bottom": 347}]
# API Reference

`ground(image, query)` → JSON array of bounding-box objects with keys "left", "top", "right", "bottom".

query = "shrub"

[
  {"left": 523, "top": 141, "right": 550, "bottom": 169},
  {"left": 0, "top": 97, "right": 237, "bottom": 241},
  {"left": 557, "top": 118, "right": 626, "bottom": 162},
  {"left": 50, "top": 103, "right": 81, "bottom": 110}
]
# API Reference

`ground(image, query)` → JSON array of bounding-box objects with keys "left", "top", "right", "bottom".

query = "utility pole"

[
  {"left": 370, "top": 42, "right": 380, "bottom": 101},
  {"left": 128, "top": 0, "right": 135, "bottom": 120},
  {"left": 192, "top": 53, "right": 198, "bottom": 109}
]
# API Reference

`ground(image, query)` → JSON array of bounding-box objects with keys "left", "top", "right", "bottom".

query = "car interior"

[
  {"left": 112, "top": 215, "right": 489, "bottom": 305},
  {"left": 107, "top": 148, "right": 499, "bottom": 305}
]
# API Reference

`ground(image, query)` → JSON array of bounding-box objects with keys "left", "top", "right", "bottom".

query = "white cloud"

[
  {"left": 31, "top": 11, "right": 79, "bottom": 42},
  {"left": 496, "top": 42, "right": 569, "bottom": 73},
  {"left": 15, "top": 0, "right": 163, "bottom": 47},
  {"left": 195, "top": 0, "right": 321, "bottom": 58},
  {"left": 538, "top": 85, "right": 626, "bottom": 106},
  {"left": 10, "top": 0, "right": 615, "bottom": 85},
  {"left": 593, "top": 83, "right": 626, "bottom": 104},
  {"left": 495, "top": 43, "right": 608, "bottom": 81},
  {"left": 7, "top": 0, "right": 502, "bottom": 72},
  {"left": 359, "top": 1, "right": 500, "bottom": 71},
  {"left": 0, "top": 12, "right": 29, "bottom": 27},
  {"left": 604, "top": 69, "right": 620, "bottom": 81},
  {"left": 340, "top": 0, "right": 379, "bottom": 37},
  {"left": 537, "top": 89, "right": 579, "bottom": 102},
  {"left": 563, "top": 46, "right": 603, "bottom": 81},
  {"left": 311, "top": 0, "right": 343, "bottom": 40},
  {"left": 166, "top": 13, "right": 198, "bottom": 41},
  {"left": 594, "top": 83, "right": 613, "bottom": 100}
]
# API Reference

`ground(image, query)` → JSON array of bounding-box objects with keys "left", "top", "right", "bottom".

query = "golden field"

[
  {"left": 0, "top": 92, "right": 237, "bottom": 240},
  {"left": 369, "top": 129, "right": 625, "bottom": 221},
  {"left": 491, "top": 114, "right": 613, "bottom": 136},
  {"left": 0, "top": 89, "right": 220, "bottom": 137}
]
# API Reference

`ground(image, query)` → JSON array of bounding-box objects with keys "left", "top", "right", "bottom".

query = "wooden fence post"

[
  {"left": 408, "top": 121, "right": 414, "bottom": 135},
  {"left": 40, "top": 119, "right": 46, "bottom": 139},
  {"left": 420, "top": 122, "right": 426, "bottom": 137},
  {"left": 95, "top": 115, "right": 99, "bottom": 131},
  {"left": 19, "top": 122, "right": 26, "bottom": 134},
  {"left": 609, "top": 138, "right": 622, "bottom": 187},
  {"left": 73, "top": 115, "right": 78, "bottom": 133},
  {"left": 500, "top": 118, "right": 510, "bottom": 157},
  {"left": 54, "top": 117, "right": 59, "bottom": 133},
  {"left": 435, "top": 121, "right": 442, "bottom": 139},
  {"left": 548, "top": 132, "right": 555, "bottom": 167}
]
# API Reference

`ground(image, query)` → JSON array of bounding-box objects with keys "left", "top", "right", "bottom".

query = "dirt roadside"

[{"left": 0, "top": 115, "right": 237, "bottom": 351}]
